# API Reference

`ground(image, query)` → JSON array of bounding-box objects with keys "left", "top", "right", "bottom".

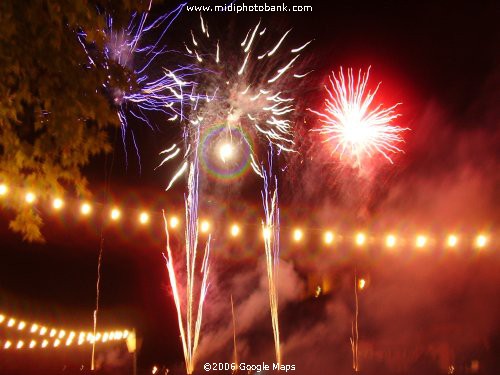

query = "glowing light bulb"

[
  {"left": 139, "top": 212, "right": 149, "bottom": 224},
  {"left": 52, "top": 198, "right": 64, "bottom": 210},
  {"left": 447, "top": 234, "right": 458, "bottom": 248},
  {"left": 475, "top": 234, "right": 488, "bottom": 248},
  {"left": 25, "top": 192, "right": 36, "bottom": 204},
  {"left": 386, "top": 234, "right": 397, "bottom": 248},
  {"left": 4, "top": 341, "right": 12, "bottom": 349},
  {"left": 49, "top": 329, "right": 57, "bottom": 337},
  {"left": 16, "top": 341, "right": 24, "bottom": 349},
  {"left": 41, "top": 340, "right": 48, "bottom": 348},
  {"left": 30, "top": 323, "right": 38, "bottom": 333},
  {"left": 80, "top": 202, "right": 91, "bottom": 215},
  {"left": 0, "top": 184, "right": 8, "bottom": 196},
  {"left": 7, "top": 318, "right": 15, "bottom": 327},
  {"left": 58, "top": 330, "right": 66, "bottom": 339},
  {"left": 230, "top": 224, "right": 240, "bottom": 237},
  {"left": 355, "top": 232, "right": 366, "bottom": 246},
  {"left": 416, "top": 235, "right": 427, "bottom": 248},
  {"left": 110, "top": 208, "right": 121, "bottom": 221},
  {"left": 18, "top": 321, "right": 26, "bottom": 330},
  {"left": 169, "top": 216, "right": 179, "bottom": 229},
  {"left": 39, "top": 326, "right": 47, "bottom": 335},
  {"left": 0, "top": 315, "right": 4, "bottom": 323},
  {"left": 358, "top": 278, "right": 366, "bottom": 290},
  {"left": 54, "top": 339, "right": 60, "bottom": 347},
  {"left": 293, "top": 228, "right": 304, "bottom": 242},
  {"left": 200, "top": 220, "right": 210, "bottom": 233},
  {"left": 29, "top": 340, "right": 36, "bottom": 349},
  {"left": 123, "top": 330, "right": 129, "bottom": 339},
  {"left": 324, "top": 231, "right": 334, "bottom": 245}
]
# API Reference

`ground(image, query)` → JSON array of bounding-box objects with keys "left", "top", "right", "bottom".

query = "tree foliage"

[{"left": 0, "top": 0, "right": 148, "bottom": 241}]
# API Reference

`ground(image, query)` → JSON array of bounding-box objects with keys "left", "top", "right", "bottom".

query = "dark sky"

[{"left": 0, "top": 1, "right": 499, "bottom": 374}]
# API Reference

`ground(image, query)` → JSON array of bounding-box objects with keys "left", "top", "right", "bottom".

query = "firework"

[
  {"left": 261, "top": 152, "right": 282, "bottom": 365},
  {"left": 350, "top": 272, "right": 360, "bottom": 372},
  {"left": 161, "top": 16, "right": 311, "bottom": 188},
  {"left": 162, "top": 133, "right": 211, "bottom": 374},
  {"left": 77, "top": 1, "right": 193, "bottom": 167},
  {"left": 309, "top": 67, "right": 408, "bottom": 168},
  {"left": 162, "top": 126, "right": 211, "bottom": 374},
  {"left": 231, "top": 295, "right": 239, "bottom": 373}
]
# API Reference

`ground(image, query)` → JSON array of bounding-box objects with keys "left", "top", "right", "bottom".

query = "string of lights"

[
  {"left": 0, "top": 183, "right": 494, "bottom": 250},
  {"left": 0, "top": 312, "right": 129, "bottom": 350}
]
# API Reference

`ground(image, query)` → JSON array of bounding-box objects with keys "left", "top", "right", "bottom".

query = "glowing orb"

[
  {"left": 169, "top": 216, "right": 179, "bottom": 229},
  {"left": 52, "top": 198, "right": 64, "bottom": 210},
  {"left": 355, "top": 232, "right": 366, "bottom": 246},
  {"left": 200, "top": 220, "right": 210, "bottom": 233},
  {"left": 25, "top": 192, "right": 36, "bottom": 204},
  {"left": 110, "top": 208, "right": 121, "bottom": 221},
  {"left": 80, "top": 203, "right": 92, "bottom": 216},
  {"left": 293, "top": 228, "right": 304, "bottom": 242},
  {"left": 416, "top": 235, "right": 427, "bottom": 248},
  {"left": 446, "top": 234, "right": 458, "bottom": 248},
  {"left": 324, "top": 231, "right": 334, "bottom": 245},
  {"left": 385, "top": 234, "right": 397, "bottom": 248},
  {"left": 357, "top": 278, "right": 366, "bottom": 290},
  {"left": 139, "top": 212, "right": 150, "bottom": 225},
  {"left": 0, "top": 184, "right": 8, "bottom": 196},
  {"left": 475, "top": 234, "right": 488, "bottom": 248},
  {"left": 230, "top": 224, "right": 240, "bottom": 237}
]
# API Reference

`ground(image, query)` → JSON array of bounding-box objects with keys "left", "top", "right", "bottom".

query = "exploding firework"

[
  {"left": 309, "top": 67, "right": 408, "bottom": 168},
  {"left": 162, "top": 128, "right": 211, "bottom": 374},
  {"left": 261, "top": 152, "right": 282, "bottom": 365},
  {"left": 161, "top": 15, "right": 311, "bottom": 187},
  {"left": 77, "top": 1, "right": 193, "bottom": 167}
]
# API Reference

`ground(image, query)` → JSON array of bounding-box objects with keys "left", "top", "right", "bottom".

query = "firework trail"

[
  {"left": 161, "top": 15, "right": 311, "bottom": 187},
  {"left": 309, "top": 67, "right": 408, "bottom": 168},
  {"left": 350, "top": 271, "right": 360, "bottom": 372},
  {"left": 77, "top": 1, "right": 194, "bottom": 168},
  {"left": 162, "top": 125, "right": 211, "bottom": 374},
  {"left": 231, "top": 295, "right": 239, "bottom": 373},
  {"left": 261, "top": 150, "right": 282, "bottom": 365}
]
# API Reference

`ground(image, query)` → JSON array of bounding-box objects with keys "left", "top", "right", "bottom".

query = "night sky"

[{"left": 0, "top": 1, "right": 499, "bottom": 374}]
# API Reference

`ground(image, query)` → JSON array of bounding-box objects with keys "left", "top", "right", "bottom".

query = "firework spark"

[
  {"left": 162, "top": 128, "right": 211, "bottom": 374},
  {"left": 77, "top": 1, "right": 193, "bottom": 167},
  {"left": 261, "top": 152, "right": 282, "bottom": 366},
  {"left": 310, "top": 67, "right": 408, "bottom": 168},
  {"left": 162, "top": 16, "right": 311, "bottom": 187}
]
